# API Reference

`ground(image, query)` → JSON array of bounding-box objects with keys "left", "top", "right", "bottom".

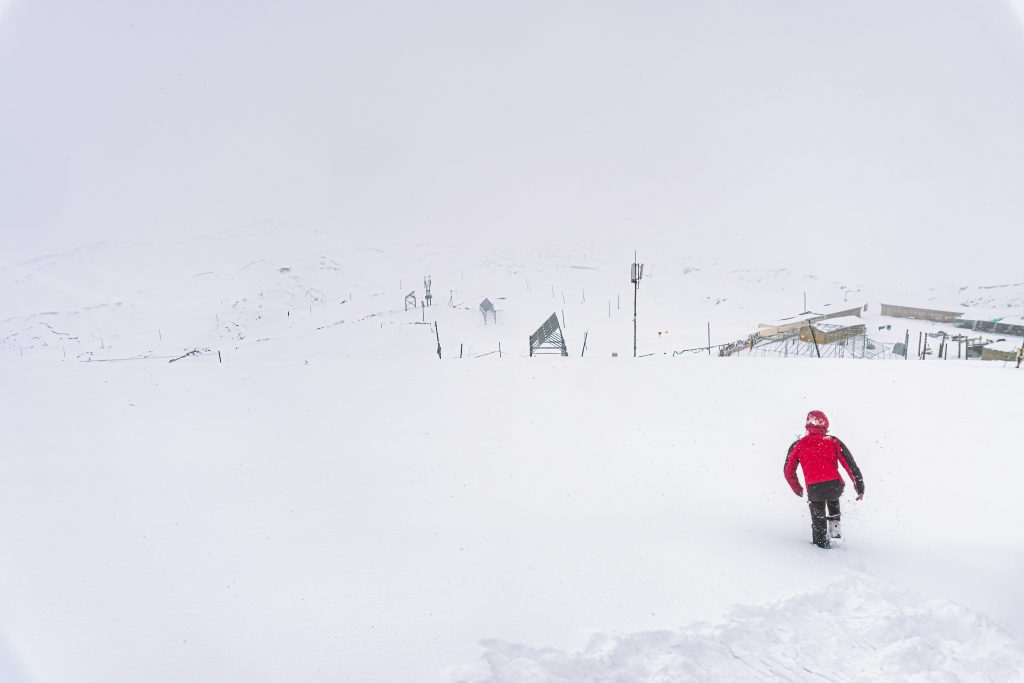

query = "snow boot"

[
  {"left": 809, "top": 501, "right": 830, "bottom": 548},
  {"left": 827, "top": 516, "right": 841, "bottom": 539}
]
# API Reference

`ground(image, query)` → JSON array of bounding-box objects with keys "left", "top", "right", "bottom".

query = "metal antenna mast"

[{"left": 631, "top": 252, "right": 644, "bottom": 358}]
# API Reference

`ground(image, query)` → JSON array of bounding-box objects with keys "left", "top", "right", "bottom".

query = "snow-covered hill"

[
  {"left": 4, "top": 227, "right": 1023, "bottom": 364},
  {"left": 1, "top": 231, "right": 1023, "bottom": 682}
]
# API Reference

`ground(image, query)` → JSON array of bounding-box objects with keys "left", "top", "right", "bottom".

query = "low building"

[
  {"left": 994, "top": 315, "right": 1024, "bottom": 337},
  {"left": 758, "top": 304, "right": 864, "bottom": 338},
  {"left": 981, "top": 339, "right": 1023, "bottom": 362},
  {"left": 956, "top": 310, "right": 1004, "bottom": 333},
  {"left": 799, "top": 316, "right": 867, "bottom": 345},
  {"left": 879, "top": 303, "right": 963, "bottom": 323}
]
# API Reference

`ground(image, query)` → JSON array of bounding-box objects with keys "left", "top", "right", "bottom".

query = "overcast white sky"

[{"left": 1, "top": 1, "right": 1023, "bottom": 284}]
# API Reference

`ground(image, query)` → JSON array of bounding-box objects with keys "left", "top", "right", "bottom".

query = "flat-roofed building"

[
  {"left": 995, "top": 315, "right": 1024, "bottom": 337},
  {"left": 956, "top": 310, "right": 1004, "bottom": 332},
  {"left": 879, "top": 303, "right": 963, "bottom": 322}
]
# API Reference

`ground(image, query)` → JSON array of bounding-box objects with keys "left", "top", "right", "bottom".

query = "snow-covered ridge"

[{"left": 4, "top": 230, "right": 1024, "bottom": 363}]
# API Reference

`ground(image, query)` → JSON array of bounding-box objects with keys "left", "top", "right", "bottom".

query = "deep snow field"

[{"left": 2, "top": 231, "right": 1023, "bottom": 682}]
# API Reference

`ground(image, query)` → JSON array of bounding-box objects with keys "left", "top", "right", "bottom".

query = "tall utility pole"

[{"left": 631, "top": 252, "right": 644, "bottom": 358}]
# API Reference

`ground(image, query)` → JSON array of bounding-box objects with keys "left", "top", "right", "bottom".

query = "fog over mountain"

[{"left": 2, "top": 1, "right": 1024, "bottom": 286}]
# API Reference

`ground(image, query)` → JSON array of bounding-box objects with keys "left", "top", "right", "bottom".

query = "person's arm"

[
  {"left": 834, "top": 437, "right": 865, "bottom": 498},
  {"left": 783, "top": 440, "right": 803, "bottom": 496}
]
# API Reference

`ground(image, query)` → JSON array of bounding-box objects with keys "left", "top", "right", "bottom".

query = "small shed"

[
  {"left": 799, "top": 316, "right": 867, "bottom": 345},
  {"left": 479, "top": 298, "right": 496, "bottom": 324},
  {"left": 981, "top": 339, "right": 1023, "bottom": 362}
]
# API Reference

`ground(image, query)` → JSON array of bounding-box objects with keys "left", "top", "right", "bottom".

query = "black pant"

[{"left": 808, "top": 499, "right": 840, "bottom": 548}]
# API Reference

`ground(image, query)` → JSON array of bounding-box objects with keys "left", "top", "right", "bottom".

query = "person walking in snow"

[{"left": 784, "top": 410, "right": 865, "bottom": 549}]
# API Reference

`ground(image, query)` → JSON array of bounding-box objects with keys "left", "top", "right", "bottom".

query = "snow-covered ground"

[{"left": 1, "top": 233, "right": 1023, "bottom": 682}]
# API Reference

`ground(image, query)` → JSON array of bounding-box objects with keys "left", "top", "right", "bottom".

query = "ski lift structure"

[
  {"left": 404, "top": 291, "right": 417, "bottom": 311},
  {"left": 529, "top": 312, "right": 568, "bottom": 357},
  {"left": 479, "top": 298, "right": 497, "bottom": 324}
]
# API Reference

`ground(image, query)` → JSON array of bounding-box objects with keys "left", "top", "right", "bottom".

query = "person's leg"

[
  {"left": 826, "top": 499, "right": 842, "bottom": 538},
  {"left": 808, "top": 501, "right": 829, "bottom": 548}
]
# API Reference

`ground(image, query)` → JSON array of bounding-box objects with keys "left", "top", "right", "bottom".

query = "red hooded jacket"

[{"left": 784, "top": 412, "right": 864, "bottom": 501}]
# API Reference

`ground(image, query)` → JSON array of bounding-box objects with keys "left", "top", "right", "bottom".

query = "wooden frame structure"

[{"left": 529, "top": 313, "right": 568, "bottom": 356}]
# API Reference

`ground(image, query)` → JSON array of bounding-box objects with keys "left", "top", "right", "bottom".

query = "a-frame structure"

[
  {"left": 529, "top": 313, "right": 568, "bottom": 356},
  {"left": 480, "top": 298, "right": 497, "bottom": 324}
]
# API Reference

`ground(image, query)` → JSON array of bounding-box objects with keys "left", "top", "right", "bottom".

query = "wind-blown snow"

[{"left": 453, "top": 579, "right": 1024, "bottom": 682}]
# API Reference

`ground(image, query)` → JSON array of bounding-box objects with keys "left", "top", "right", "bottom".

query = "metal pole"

[
  {"left": 707, "top": 322, "right": 711, "bottom": 355},
  {"left": 807, "top": 323, "right": 821, "bottom": 358},
  {"left": 633, "top": 279, "right": 638, "bottom": 358}
]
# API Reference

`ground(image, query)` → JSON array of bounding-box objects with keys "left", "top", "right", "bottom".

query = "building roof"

[
  {"left": 758, "top": 312, "right": 819, "bottom": 329},
  {"left": 811, "top": 316, "right": 866, "bottom": 331},
  {"left": 815, "top": 302, "right": 866, "bottom": 313},
  {"left": 759, "top": 304, "right": 863, "bottom": 330},
  {"left": 986, "top": 339, "right": 1023, "bottom": 353}
]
